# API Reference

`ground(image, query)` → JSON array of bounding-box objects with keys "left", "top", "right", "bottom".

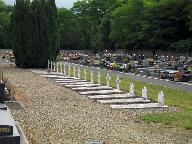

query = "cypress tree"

[{"left": 12, "top": 0, "right": 59, "bottom": 68}]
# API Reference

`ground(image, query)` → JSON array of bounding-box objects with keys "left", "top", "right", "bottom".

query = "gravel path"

[{"left": 2, "top": 65, "right": 192, "bottom": 144}]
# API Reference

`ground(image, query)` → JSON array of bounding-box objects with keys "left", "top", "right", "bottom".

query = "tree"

[
  {"left": 12, "top": 0, "right": 59, "bottom": 68},
  {"left": 58, "top": 8, "right": 80, "bottom": 50},
  {"left": 0, "top": 0, "right": 13, "bottom": 49}
]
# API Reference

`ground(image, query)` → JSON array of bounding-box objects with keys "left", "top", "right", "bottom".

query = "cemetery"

[{"left": 0, "top": 0, "right": 192, "bottom": 143}]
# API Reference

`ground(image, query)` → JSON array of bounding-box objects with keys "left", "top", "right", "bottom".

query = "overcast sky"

[{"left": 4, "top": 0, "right": 77, "bottom": 8}]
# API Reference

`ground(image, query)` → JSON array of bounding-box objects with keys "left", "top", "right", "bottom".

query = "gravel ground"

[{"left": 2, "top": 65, "right": 192, "bottom": 144}]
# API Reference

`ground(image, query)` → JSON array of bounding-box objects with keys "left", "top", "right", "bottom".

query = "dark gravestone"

[
  {"left": 0, "top": 110, "right": 20, "bottom": 144},
  {"left": 0, "top": 83, "right": 5, "bottom": 103}
]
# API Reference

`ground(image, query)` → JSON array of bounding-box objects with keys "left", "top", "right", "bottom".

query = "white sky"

[{"left": 4, "top": 0, "right": 78, "bottom": 8}]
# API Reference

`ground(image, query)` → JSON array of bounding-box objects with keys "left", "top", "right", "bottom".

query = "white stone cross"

[
  {"left": 54, "top": 62, "right": 56, "bottom": 71},
  {"left": 73, "top": 64, "right": 76, "bottom": 78},
  {"left": 84, "top": 69, "right": 87, "bottom": 80},
  {"left": 116, "top": 75, "right": 121, "bottom": 90},
  {"left": 60, "top": 63, "right": 63, "bottom": 73},
  {"left": 50, "top": 61, "right": 53, "bottom": 71},
  {"left": 63, "top": 63, "right": 66, "bottom": 75},
  {"left": 48, "top": 60, "right": 50, "bottom": 70},
  {"left": 142, "top": 86, "right": 148, "bottom": 100},
  {"left": 68, "top": 64, "right": 71, "bottom": 77},
  {"left": 158, "top": 91, "right": 164, "bottom": 107},
  {"left": 90, "top": 70, "right": 94, "bottom": 83},
  {"left": 77, "top": 66, "right": 81, "bottom": 79},
  {"left": 129, "top": 83, "right": 134, "bottom": 96},
  {"left": 106, "top": 73, "right": 111, "bottom": 87},
  {"left": 97, "top": 71, "right": 101, "bottom": 85},
  {"left": 56, "top": 62, "right": 59, "bottom": 72}
]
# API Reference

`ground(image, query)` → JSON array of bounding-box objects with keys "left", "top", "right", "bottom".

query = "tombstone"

[
  {"left": 53, "top": 62, "right": 56, "bottom": 71},
  {"left": 143, "top": 59, "right": 149, "bottom": 66},
  {"left": 115, "top": 75, "right": 121, "bottom": 90},
  {"left": 84, "top": 69, "right": 87, "bottom": 80},
  {"left": 56, "top": 62, "right": 59, "bottom": 72},
  {"left": 106, "top": 73, "right": 111, "bottom": 87},
  {"left": 77, "top": 66, "right": 81, "bottom": 79},
  {"left": 97, "top": 71, "right": 101, "bottom": 85},
  {"left": 130, "top": 60, "right": 135, "bottom": 67},
  {"left": 129, "top": 83, "right": 134, "bottom": 96},
  {"left": 48, "top": 60, "right": 50, "bottom": 70},
  {"left": 0, "top": 109, "right": 20, "bottom": 144},
  {"left": 68, "top": 64, "right": 71, "bottom": 77},
  {"left": 63, "top": 63, "right": 66, "bottom": 75},
  {"left": 73, "top": 64, "right": 76, "bottom": 78},
  {"left": 158, "top": 91, "right": 164, "bottom": 107},
  {"left": 50, "top": 61, "right": 53, "bottom": 71},
  {"left": 142, "top": 87, "right": 148, "bottom": 100},
  {"left": 90, "top": 70, "right": 94, "bottom": 83}
]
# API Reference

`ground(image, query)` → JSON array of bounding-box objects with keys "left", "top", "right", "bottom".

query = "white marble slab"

[
  {"left": 110, "top": 103, "right": 168, "bottom": 109},
  {"left": 72, "top": 86, "right": 112, "bottom": 91},
  {"left": 65, "top": 84, "right": 101, "bottom": 88},
  {"left": 97, "top": 98, "right": 150, "bottom": 104},
  {"left": 40, "top": 75, "right": 67, "bottom": 78},
  {"left": 80, "top": 89, "right": 123, "bottom": 95},
  {"left": 88, "top": 94, "right": 135, "bottom": 99},
  {"left": 60, "top": 81, "right": 94, "bottom": 85},
  {"left": 55, "top": 79, "right": 87, "bottom": 83}
]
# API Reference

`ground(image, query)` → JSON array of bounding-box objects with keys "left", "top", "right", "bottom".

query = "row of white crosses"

[{"left": 48, "top": 60, "right": 165, "bottom": 107}]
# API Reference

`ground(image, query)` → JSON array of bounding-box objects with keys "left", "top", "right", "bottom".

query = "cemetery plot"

[
  {"left": 37, "top": 61, "right": 169, "bottom": 109},
  {"left": 0, "top": 109, "right": 20, "bottom": 144},
  {"left": 110, "top": 103, "right": 168, "bottom": 109},
  {"left": 97, "top": 98, "right": 150, "bottom": 104},
  {"left": 79, "top": 89, "right": 123, "bottom": 95},
  {"left": 88, "top": 94, "right": 138, "bottom": 100},
  {"left": 65, "top": 83, "right": 101, "bottom": 88},
  {"left": 72, "top": 86, "right": 113, "bottom": 91}
]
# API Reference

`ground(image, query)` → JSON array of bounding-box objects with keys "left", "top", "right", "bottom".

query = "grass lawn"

[{"left": 58, "top": 63, "right": 192, "bottom": 130}]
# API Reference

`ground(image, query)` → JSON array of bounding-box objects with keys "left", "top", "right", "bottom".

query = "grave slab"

[
  {"left": 55, "top": 79, "right": 87, "bottom": 83},
  {"left": 0, "top": 110, "right": 20, "bottom": 144},
  {"left": 31, "top": 69, "right": 63, "bottom": 75},
  {"left": 72, "top": 86, "right": 112, "bottom": 91},
  {"left": 80, "top": 89, "right": 123, "bottom": 95},
  {"left": 59, "top": 81, "right": 93, "bottom": 86},
  {"left": 40, "top": 75, "right": 67, "bottom": 79},
  {"left": 110, "top": 103, "right": 168, "bottom": 109},
  {"left": 97, "top": 98, "right": 150, "bottom": 104},
  {"left": 65, "top": 84, "right": 101, "bottom": 88},
  {"left": 88, "top": 94, "right": 137, "bottom": 100}
]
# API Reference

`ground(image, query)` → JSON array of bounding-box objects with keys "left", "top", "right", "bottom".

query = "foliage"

[
  {"left": 58, "top": 8, "right": 80, "bottom": 50},
  {"left": 0, "top": 0, "right": 13, "bottom": 49},
  {"left": 12, "top": 0, "right": 59, "bottom": 68},
  {"left": 170, "top": 38, "right": 192, "bottom": 56}
]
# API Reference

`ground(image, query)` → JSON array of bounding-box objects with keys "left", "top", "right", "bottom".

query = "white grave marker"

[
  {"left": 48, "top": 60, "right": 50, "bottom": 70},
  {"left": 50, "top": 61, "right": 53, "bottom": 71},
  {"left": 116, "top": 75, "right": 121, "bottom": 90},
  {"left": 57, "top": 62, "right": 59, "bottom": 72},
  {"left": 90, "top": 70, "right": 94, "bottom": 83},
  {"left": 68, "top": 64, "right": 71, "bottom": 77},
  {"left": 73, "top": 64, "right": 76, "bottom": 78},
  {"left": 63, "top": 63, "right": 66, "bottom": 75},
  {"left": 77, "top": 66, "right": 81, "bottom": 79},
  {"left": 158, "top": 91, "right": 164, "bottom": 107},
  {"left": 129, "top": 83, "right": 134, "bottom": 96},
  {"left": 97, "top": 71, "right": 101, "bottom": 85},
  {"left": 84, "top": 69, "right": 87, "bottom": 80},
  {"left": 106, "top": 73, "right": 111, "bottom": 87},
  {"left": 142, "top": 87, "right": 148, "bottom": 100},
  {"left": 54, "top": 62, "right": 56, "bottom": 71}
]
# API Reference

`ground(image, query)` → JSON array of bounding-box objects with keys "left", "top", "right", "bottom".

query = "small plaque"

[{"left": 0, "top": 125, "right": 13, "bottom": 136}]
